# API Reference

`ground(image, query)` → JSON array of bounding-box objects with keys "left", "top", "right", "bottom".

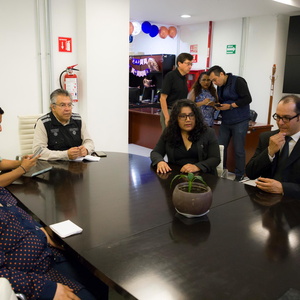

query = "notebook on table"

[{"left": 22, "top": 160, "right": 53, "bottom": 177}]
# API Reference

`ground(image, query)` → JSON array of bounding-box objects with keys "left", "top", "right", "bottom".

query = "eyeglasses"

[
  {"left": 200, "top": 79, "right": 211, "bottom": 82},
  {"left": 183, "top": 62, "right": 193, "bottom": 66},
  {"left": 178, "top": 113, "right": 195, "bottom": 120},
  {"left": 272, "top": 113, "right": 299, "bottom": 123},
  {"left": 53, "top": 103, "right": 74, "bottom": 108}
]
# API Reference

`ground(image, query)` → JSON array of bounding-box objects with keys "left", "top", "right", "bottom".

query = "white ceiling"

[{"left": 130, "top": 0, "right": 300, "bottom": 26}]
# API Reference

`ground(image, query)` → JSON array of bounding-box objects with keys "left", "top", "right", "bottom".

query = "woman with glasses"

[
  {"left": 150, "top": 99, "right": 220, "bottom": 174},
  {"left": 188, "top": 72, "right": 218, "bottom": 127}
]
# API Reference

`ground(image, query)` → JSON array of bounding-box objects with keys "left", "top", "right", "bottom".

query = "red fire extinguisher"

[{"left": 59, "top": 64, "right": 79, "bottom": 102}]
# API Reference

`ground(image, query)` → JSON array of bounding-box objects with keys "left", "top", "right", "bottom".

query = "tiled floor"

[{"left": 128, "top": 143, "right": 152, "bottom": 157}]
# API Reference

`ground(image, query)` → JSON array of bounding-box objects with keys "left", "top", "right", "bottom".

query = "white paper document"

[
  {"left": 71, "top": 155, "right": 100, "bottom": 162},
  {"left": 50, "top": 220, "right": 83, "bottom": 238}
]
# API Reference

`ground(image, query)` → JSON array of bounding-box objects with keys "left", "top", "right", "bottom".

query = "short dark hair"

[
  {"left": 50, "top": 88, "right": 72, "bottom": 104},
  {"left": 279, "top": 94, "right": 300, "bottom": 114},
  {"left": 176, "top": 53, "right": 193, "bottom": 66},
  {"left": 0, "top": 107, "right": 4, "bottom": 115},
  {"left": 207, "top": 65, "right": 226, "bottom": 76}
]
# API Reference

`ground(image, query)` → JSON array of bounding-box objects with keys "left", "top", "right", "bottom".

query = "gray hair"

[{"left": 50, "top": 89, "right": 72, "bottom": 105}]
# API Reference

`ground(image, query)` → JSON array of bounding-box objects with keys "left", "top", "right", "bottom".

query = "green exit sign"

[{"left": 226, "top": 44, "right": 236, "bottom": 54}]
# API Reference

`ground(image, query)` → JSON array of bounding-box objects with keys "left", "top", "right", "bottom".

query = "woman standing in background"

[{"left": 188, "top": 72, "right": 218, "bottom": 127}]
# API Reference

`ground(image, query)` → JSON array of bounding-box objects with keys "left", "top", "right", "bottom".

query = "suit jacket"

[
  {"left": 150, "top": 127, "right": 221, "bottom": 175},
  {"left": 246, "top": 130, "right": 300, "bottom": 198}
]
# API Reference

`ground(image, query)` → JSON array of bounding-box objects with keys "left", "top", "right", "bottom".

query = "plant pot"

[{"left": 172, "top": 182, "right": 212, "bottom": 218}]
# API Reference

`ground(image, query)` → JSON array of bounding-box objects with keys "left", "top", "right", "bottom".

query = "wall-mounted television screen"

[{"left": 283, "top": 16, "right": 300, "bottom": 94}]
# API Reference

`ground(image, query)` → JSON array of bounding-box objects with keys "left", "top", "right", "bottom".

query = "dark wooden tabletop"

[{"left": 7, "top": 152, "right": 300, "bottom": 300}]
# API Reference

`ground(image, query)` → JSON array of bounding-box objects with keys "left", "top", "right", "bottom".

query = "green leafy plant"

[{"left": 170, "top": 172, "right": 207, "bottom": 193}]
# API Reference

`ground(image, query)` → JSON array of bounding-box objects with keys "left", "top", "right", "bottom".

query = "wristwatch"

[{"left": 229, "top": 104, "right": 233, "bottom": 110}]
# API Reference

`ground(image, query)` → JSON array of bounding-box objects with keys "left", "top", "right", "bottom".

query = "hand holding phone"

[
  {"left": 32, "top": 146, "right": 43, "bottom": 159},
  {"left": 214, "top": 103, "right": 222, "bottom": 107}
]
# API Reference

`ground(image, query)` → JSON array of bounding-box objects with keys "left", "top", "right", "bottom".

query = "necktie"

[{"left": 273, "top": 136, "right": 292, "bottom": 181}]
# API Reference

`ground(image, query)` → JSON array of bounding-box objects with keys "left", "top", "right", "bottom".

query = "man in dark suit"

[{"left": 246, "top": 95, "right": 300, "bottom": 198}]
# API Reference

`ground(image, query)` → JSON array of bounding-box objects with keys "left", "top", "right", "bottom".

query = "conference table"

[{"left": 7, "top": 152, "right": 300, "bottom": 300}]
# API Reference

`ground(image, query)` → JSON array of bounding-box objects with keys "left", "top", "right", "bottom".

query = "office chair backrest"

[
  {"left": 0, "top": 278, "right": 27, "bottom": 300},
  {"left": 18, "top": 114, "right": 42, "bottom": 156}
]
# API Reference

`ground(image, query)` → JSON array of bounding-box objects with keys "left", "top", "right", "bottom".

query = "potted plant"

[{"left": 170, "top": 173, "right": 212, "bottom": 218}]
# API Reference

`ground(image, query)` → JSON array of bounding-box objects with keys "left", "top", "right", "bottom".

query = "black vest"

[
  {"left": 40, "top": 112, "right": 82, "bottom": 151},
  {"left": 217, "top": 74, "right": 250, "bottom": 125}
]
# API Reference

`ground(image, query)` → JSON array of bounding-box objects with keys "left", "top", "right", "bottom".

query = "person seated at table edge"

[
  {"left": 245, "top": 95, "right": 300, "bottom": 198},
  {"left": 33, "top": 88, "right": 95, "bottom": 161},
  {"left": 0, "top": 186, "right": 105, "bottom": 300},
  {"left": 0, "top": 107, "right": 38, "bottom": 187},
  {"left": 150, "top": 99, "right": 221, "bottom": 174}
]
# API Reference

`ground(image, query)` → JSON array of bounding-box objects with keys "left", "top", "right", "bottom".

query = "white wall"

[
  {"left": 243, "top": 15, "right": 281, "bottom": 125},
  {"left": 50, "top": 0, "right": 78, "bottom": 93},
  {"left": 129, "top": 23, "right": 178, "bottom": 55},
  {"left": 178, "top": 22, "right": 210, "bottom": 70},
  {"left": 0, "top": 0, "right": 41, "bottom": 159},
  {"left": 0, "top": 2, "right": 296, "bottom": 159},
  {"left": 210, "top": 18, "right": 243, "bottom": 76},
  {"left": 0, "top": 0, "right": 129, "bottom": 159},
  {"left": 77, "top": 0, "right": 129, "bottom": 153}
]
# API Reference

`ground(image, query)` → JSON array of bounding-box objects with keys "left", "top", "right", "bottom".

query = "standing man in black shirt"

[{"left": 159, "top": 52, "right": 193, "bottom": 130}]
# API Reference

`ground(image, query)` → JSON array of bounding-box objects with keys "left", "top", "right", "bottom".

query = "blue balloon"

[
  {"left": 129, "top": 35, "right": 133, "bottom": 43},
  {"left": 142, "top": 21, "right": 151, "bottom": 34},
  {"left": 149, "top": 25, "right": 159, "bottom": 37}
]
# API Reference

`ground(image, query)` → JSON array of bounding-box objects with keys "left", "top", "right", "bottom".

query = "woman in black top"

[{"left": 150, "top": 99, "right": 220, "bottom": 175}]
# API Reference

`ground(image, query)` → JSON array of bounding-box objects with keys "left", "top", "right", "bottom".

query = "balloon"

[
  {"left": 149, "top": 25, "right": 159, "bottom": 37},
  {"left": 159, "top": 26, "right": 169, "bottom": 39},
  {"left": 129, "top": 35, "right": 133, "bottom": 43},
  {"left": 129, "top": 22, "right": 134, "bottom": 35},
  {"left": 132, "top": 22, "right": 141, "bottom": 36},
  {"left": 168, "top": 26, "right": 177, "bottom": 38},
  {"left": 141, "top": 21, "right": 151, "bottom": 34}
]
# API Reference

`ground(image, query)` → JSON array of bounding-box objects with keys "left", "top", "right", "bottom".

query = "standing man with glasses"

[
  {"left": 159, "top": 52, "right": 194, "bottom": 130},
  {"left": 246, "top": 95, "right": 300, "bottom": 198},
  {"left": 33, "top": 89, "right": 94, "bottom": 160},
  {"left": 207, "top": 65, "right": 252, "bottom": 182}
]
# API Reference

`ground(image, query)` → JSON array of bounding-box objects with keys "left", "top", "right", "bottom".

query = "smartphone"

[
  {"left": 32, "top": 146, "right": 43, "bottom": 158},
  {"left": 92, "top": 151, "right": 107, "bottom": 157},
  {"left": 214, "top": 103, "right": 222, "bottom": 107}
]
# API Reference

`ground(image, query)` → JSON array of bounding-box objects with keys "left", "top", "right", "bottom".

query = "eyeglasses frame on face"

[
  {"left": 53, "top": 103, "right": 74, "bottom": 108},
  {"left": 178, "top": 113, "right": 195, "bottom": 120},
  {"left": 182, "top": 61, "right": 193, "bottom": 66},
  {"left": 272, "top": 113, "right": 299, "bottom": 123}
]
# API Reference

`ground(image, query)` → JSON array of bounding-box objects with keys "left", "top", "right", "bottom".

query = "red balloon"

[
  {"left": 159, "top": 26, "right": 169, "bottom": 39},
  {"left": 129, "top": 22, "right": 134, "bottom": 35},
  {"left": 168, "top": 26, "right": 177, "bottom": 38}
]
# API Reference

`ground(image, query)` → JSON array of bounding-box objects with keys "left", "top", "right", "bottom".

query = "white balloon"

[{"left": 132, "top": 22, "right": 141, "bottom": 36}]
